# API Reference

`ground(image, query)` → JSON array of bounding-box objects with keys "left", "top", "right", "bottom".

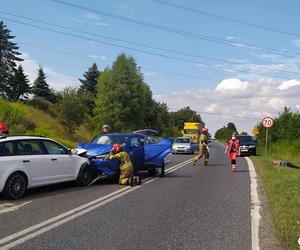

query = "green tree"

[
  {"left": 170, "top": 106, "right": 204, "bottom": 130},
  {"left": 94, "top": 54, "right": 146, "bottom": 131},
  {"left": 78, "top": 63, "right": 101, "bottom": 116},
  {"left": 256, "top": 107, "right": 300, "bottom": 144},
  {"left": 79, "top": 63, "right": 100, "bottom": 95},
  {"left": 32, "top": 66, "right": 56, "bottom": 102},
  {"left": 56, "top": 88, "right": 88, "bottom": 134},
  {"left": 6, "top": 65, "right": 31, "bottom": 101},
  {"left": 0, "top": 21, "right": 23, "bottom": 97},
  {"left": 215, "top": 122, "right": 238, "bottom": 141}
]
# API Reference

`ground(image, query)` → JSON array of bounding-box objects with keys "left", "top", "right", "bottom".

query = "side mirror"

[
  {"left": 132, "top": 143, "right": 140, "bottom": 149},
  {"left": 71, "top": 149, "right": 77, "bottom": 155},
  {"left": 67, "top": 148, "right": 72, "bottom": 155}
]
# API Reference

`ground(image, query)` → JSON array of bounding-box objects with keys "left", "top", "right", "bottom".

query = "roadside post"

[{"left": 262, "top": 116, "right": 275, "bottom": 156}]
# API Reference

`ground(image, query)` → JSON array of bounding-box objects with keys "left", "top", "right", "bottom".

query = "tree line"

[
  {"left": 0, "top": 21, "right": 204, "bottom": 137},
  {"left": 255, "top": 107, "right": 300, "bottom": 144}
]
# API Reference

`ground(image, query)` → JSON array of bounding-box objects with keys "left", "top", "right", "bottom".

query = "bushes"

[
  {"left": 0, "top": 99, "right": 25, "bottom": 126},
  {"left": 0, "top": 99, "right": 92, "bottom": 147},
  {"left": 56, "top": 88, "right": 88, "bottom": 135},
  {"left": 25, "top": 97, "right": 56, "bottom": 117}
]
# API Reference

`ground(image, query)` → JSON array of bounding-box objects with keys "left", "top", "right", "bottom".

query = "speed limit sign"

[
  {"left": 262, "top": 116, "right": 275, "bottom": 156},
  {"left": 262, "top": 116, "right": 275, "bottom": 128}
]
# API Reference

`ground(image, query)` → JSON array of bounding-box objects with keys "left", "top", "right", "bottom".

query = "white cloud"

[
  {"left": 268, "top": 98, "right": 285, "bottom": 109},
  {"left": 292, "top": 40, "right": 300, "bottom": 47},
  {"left": 155, "top": 77, "right": 300, "bottom": 135},
  {"left": 216, "top": 78, "right": 248, "bottom": 94},
  {"left": 278, "top": 79, "right": 300, "bottom": 90},
  {"left": 83, "top": 12, "right": 101, "bottom": 20},
  {"left": 95, "top": 22, "right": 109, "bottom": 27},
  {"left": 20, "top": 52, "right": 78, "bottom": 90},
  {"left": 225, "top": 36, "right": 235, "bottom": 40},
  {"left": 205, "top": 104, "right": 217, "bottom": 113},
  {"left": 88, "top": 55, "right": 107, "bottom": 61}
]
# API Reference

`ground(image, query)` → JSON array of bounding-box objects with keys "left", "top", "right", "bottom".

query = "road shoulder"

[{"left": 249, "top": 158, "right": 284, "bottom": 250}]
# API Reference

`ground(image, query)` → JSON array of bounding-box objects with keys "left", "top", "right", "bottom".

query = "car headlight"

[
  {"left": 249, "top": 145, "right": 256, "bottom": 148},
  {"left": 186, "top": 145, "right": 191, "bottom": 149}
]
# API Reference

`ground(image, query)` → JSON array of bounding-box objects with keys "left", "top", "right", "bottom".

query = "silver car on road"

[{"left": 172, "top": 137, "right": 195, "bottom": 154}]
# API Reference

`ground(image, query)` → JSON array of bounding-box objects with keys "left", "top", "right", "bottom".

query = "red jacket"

[{"left": 227, "top": 139, "right": 240, "bottom": 156}]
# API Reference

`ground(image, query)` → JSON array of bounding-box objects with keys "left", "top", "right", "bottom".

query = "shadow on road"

[{"left": 235, "top": 170, "right": 250, "bottom": 173}]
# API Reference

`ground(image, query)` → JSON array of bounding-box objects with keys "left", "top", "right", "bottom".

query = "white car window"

[
  {"left": 43, "top": 140, "right": 68, "bottom": 155},
  {"left": 0, "top": 141, "right": 14, "bottom": 156},
  {"left": 16, "top": 140, "right": 44, "bottom": 155}
]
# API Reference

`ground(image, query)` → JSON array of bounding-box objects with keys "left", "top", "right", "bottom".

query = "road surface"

[{"left": 0, "top": 141, "right": 252, "bottom": 250}]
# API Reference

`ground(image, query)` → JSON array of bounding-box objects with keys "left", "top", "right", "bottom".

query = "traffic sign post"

[{"left": 262, "top": 116, "right": 275, "bottom": 156}]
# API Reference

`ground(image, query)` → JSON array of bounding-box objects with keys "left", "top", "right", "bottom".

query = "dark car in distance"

[{"left": 238, "top": 135, "right": 256, "bottom": 156}]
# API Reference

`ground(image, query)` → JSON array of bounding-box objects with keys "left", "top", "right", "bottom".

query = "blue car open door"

[
  {"left": 144, "top": 138, "right": 171, "bottom": 168},
  {"left": 127, "top": 136, "right": 144, "bottom": 170}
]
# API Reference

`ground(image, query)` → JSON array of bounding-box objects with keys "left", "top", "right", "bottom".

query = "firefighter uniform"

[
  {"left": 193, "top": 133, "right": 209, "bottom": 166},
  {"left": 108, "top": 151, "right": 134, "bottom": 185}
]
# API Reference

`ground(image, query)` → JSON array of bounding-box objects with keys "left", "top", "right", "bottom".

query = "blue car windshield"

[
  {"left": 91, "top": 135, "right": 129, "bottom": 145},
  {"left": 238, "top": 136, "right": 254, "bottom": 143}
]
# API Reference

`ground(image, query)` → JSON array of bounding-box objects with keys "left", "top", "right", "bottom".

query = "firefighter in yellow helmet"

[
  {"left": 192, "top": 128, "right": 209, "bottom": 166},
  {"left": 108, "top": 144, "right": 141, "bottom": 186}
]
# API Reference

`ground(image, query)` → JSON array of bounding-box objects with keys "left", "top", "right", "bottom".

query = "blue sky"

[{"left": 1, "top": 0, "right": 300, "bottom": 134}]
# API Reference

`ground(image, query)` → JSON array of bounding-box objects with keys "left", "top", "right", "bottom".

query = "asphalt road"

[{"left": 0, "top": 141, "right": 251, "bottom": 250}]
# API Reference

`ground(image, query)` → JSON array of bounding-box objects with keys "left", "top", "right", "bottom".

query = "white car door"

[
  {"left": 15, "top": 139, "right": 53, "bottom": 186},
  {"left": 41, "top": 140, "right": 76, "bottom": 182}
]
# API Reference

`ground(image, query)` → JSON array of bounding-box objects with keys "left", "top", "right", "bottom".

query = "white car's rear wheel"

[{"left": 3, "top": 172, "right": 28, "bottom": 200}]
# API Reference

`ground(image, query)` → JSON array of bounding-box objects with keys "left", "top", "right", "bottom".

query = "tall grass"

[{"left": 253, "top": 142, "right": 300, "bottom": 250}]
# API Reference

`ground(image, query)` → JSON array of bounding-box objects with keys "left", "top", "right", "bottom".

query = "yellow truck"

[{"left": 182, "top": 122, "right": 202, "bottom": 143}]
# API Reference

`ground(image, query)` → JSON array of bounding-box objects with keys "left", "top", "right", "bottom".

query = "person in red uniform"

[
  {"left": 0, "top": 123, "right": 9, "bottom": 136},
  {"left": 225, "top": 132, "right": 240, "bottom": 173}
]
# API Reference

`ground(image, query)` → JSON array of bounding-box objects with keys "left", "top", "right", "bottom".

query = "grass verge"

[{"left": 251, "top": 142, "right": 300, "bottom": 250}]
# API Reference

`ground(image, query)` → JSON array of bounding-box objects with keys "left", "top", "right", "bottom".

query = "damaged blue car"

[{"left": 77, "top": 132, "right": 171, "bottom": 179}]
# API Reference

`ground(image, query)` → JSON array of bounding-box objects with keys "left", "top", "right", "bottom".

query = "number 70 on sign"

[{"left": 262, "top": 117, "right": 275, "bottom": 128}]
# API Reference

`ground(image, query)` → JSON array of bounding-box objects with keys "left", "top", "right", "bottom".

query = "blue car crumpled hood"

[
  {"left": 77, "top": 143, "right": 112, "bottom": 157},
  {"left": 77, "top": 142, "right": 119, "bottom": 176}
]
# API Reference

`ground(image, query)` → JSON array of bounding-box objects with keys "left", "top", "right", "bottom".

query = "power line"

[
  {"left": 153, "top": 0, "right": 300, "bottom": 38},
  {"left": 1, "top": 11, "right": 298, "bottom": 75},
  {"left": 18, "top": 41, "right": 91, "bottom": 59},
  {"left": 16, "top": 43, "right": 271, "bottom": 121},
  {"left": 18, "top": 41, "right": 219, "bottom": 82},
  {"left": 50, "top": 0, "right": 296, "bottom": 58},
  {"left": 1, "top": 16, "right": 296, "bottom": 81}
]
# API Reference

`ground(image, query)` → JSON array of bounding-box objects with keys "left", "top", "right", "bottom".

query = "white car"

[
  {"left": 172, "top": 137, "right": 195, "bottom": 154},
  {"left": 0, "top": 136, "right": 92, "bottom": 199}
]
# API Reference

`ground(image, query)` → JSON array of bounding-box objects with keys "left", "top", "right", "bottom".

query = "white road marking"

[
  {"left": 246, "top": 157, "right": 261, "bottom": 250},
  {"left": 0, "top": 201, "right": 32, "bottom": 215},
  {"left": 0, "top": 158, "right": 193, "bottom": 250}
]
